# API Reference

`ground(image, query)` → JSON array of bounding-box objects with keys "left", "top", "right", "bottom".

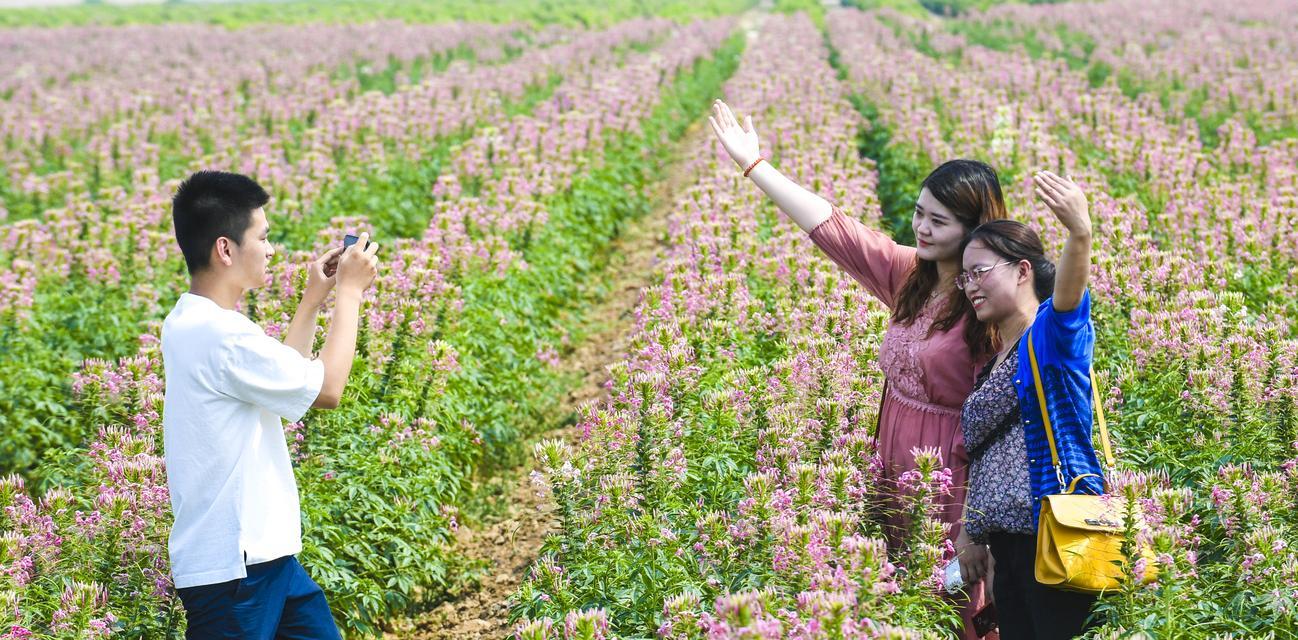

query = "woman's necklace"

[
  {"left": 994, "top": 341, "right": 1016, "bottom": 368},
  {"left": 995, "top": 321, "right": 1030, "bottom": 367}
]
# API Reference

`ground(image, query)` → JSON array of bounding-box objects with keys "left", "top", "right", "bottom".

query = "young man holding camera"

[{"left": 162, "top": 170, "right": 378, "bottom": 638}]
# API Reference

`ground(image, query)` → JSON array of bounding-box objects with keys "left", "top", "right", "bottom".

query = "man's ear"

[{"left": 213, "top": 237, "right": 235, "bottom": 268}]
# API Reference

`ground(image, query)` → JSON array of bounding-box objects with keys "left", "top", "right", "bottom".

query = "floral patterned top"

[
  {"left": 812, "top": 206, "right": 983, "bottom": 411},
  {"left": 961, "top": 343, "right": 1035, "bottom": 544}
]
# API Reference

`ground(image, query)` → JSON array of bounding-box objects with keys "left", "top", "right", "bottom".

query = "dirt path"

[{"left": 386, "top": 119, "right": 711, "bottom": 640}]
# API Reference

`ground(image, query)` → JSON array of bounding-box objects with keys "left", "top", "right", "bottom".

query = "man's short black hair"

[{"left": 172, "top": 171, "right": 270, "bottom": 275}]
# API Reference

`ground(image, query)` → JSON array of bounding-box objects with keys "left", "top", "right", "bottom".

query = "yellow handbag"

[{"left": 1027, "top": 337, "right": 1158, "bottom": 593}]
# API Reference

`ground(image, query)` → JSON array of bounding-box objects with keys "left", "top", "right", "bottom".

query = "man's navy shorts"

[{"left": 175, "top": 556, "right": 342, "bottom": 639}]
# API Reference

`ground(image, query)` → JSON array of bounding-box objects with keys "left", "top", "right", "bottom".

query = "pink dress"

[{"left": 809, "top": 207, "right": 996, "bottom": 640}]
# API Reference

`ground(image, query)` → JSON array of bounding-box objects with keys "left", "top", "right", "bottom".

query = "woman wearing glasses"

[
  {"left": 954, "top": 171, "right": 1102, "bottom": 639},
  {"left": 709, "top": 99, "right": 1003, "bottom": 639}
]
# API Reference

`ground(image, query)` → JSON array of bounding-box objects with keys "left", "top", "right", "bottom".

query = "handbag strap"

[{"left": 1026, "top": 329, "right": 1116, "bottom": 493}]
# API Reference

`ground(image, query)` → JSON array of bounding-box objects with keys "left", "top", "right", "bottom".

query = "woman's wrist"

[
  {"left": 955, "top": 526, "right": 983, "bottom": 548},
  {"left": 742, "top": 156, "right": 765, "bottom": 178},
  {"left": 732, "top": 151, "right": 758, "bottom": 171}
]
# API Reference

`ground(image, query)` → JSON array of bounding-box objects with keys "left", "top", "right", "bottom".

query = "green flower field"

[{"left": 0, "top": 0, "right": 1294, "bottom": 638}]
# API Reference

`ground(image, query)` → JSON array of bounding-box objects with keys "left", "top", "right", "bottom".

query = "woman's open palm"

[
  {"left": 708, "top": 99, "right": 761, "bottom": 170},
  {"left": 1033, "top": 170, "right": 1091, "bottom": 236}
]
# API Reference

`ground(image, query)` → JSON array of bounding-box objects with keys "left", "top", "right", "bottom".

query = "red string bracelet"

[{"left": 743, "top": 156, "right": 765, "bottom": 178}]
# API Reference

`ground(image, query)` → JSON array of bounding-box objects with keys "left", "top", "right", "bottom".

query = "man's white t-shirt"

[{"left": 161, "top": 292, "right": 325, "bottom": 589}]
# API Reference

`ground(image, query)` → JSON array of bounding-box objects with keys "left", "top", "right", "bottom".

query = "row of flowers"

[
  {"left": 2, "top": 21, "right": 549, "bottom": 215},
  {"left": 963, "top": 0, "right": 1298, "bottom": 143}
]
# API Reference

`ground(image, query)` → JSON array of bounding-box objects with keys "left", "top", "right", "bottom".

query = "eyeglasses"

[{"left": 955, "top": 261, "right": 1015, "bottom": 291}]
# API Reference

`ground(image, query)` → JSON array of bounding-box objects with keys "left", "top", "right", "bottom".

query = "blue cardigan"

[{"left": 1014, "top": 289, "right": 1107, "bottom": 525}]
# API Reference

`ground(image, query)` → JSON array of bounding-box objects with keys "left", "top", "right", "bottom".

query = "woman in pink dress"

[{"left": 710, "top": 100, "right": 1006, "bottom": 639}]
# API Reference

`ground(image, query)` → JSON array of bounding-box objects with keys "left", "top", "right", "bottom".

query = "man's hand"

[
  {"left": 302, "top": 246, "right": 345, "bottom": 308},
  {"left": 284, "top": 246, "right": 346, "bottom": 358},
  {"left": 336, "top": 232, "right": 379, "bottom": 295},
  {"left": 312, "top": 232, "right": 379, "bottom": 409}
]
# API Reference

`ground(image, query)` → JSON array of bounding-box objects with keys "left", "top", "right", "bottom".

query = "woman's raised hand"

[
  {"left": 1035, "top": 169, "right": 1092, "bottom": 311},
  {"left": 1033, "top": 170, "right": 1091, "bottom": 238},
  {"left": 708, "top": 99, "right": 761, "bottom": 171}
]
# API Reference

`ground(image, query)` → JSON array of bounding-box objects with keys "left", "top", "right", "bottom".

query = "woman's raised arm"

[
  {"left": 1033, "top": 170, "right": 1092, "bottom": 312},
  {"left": 708, "top": 99, "right": 832, "bottom": 233}
]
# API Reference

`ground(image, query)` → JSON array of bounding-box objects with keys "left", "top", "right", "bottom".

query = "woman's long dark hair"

[
  {"left": 893, "top": 159, "right": 1006, "bottom": 358},
  {"left": 960, "top": 220, "right": 1057, "bottom": 304}
]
